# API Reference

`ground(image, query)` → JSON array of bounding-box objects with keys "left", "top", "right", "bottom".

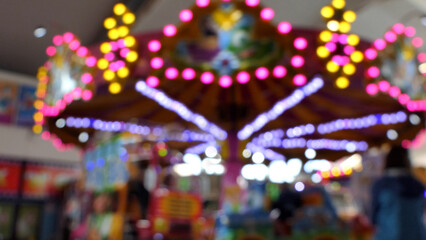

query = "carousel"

[{"left": 32, "top": 0, "right": 425, "bottom": 239}]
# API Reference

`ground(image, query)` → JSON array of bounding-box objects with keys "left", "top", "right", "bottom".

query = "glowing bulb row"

[
  {"left": 364, "top": 23, "right": 425, "bottom": 112},
  {"left": 100, "top": 3, "right": 138, "bottom": 94},
  {"left": 149, "top": 0, "right": 309, "bottom": 87},
  {"left": 34, "top": 32, "right": 95, "bottom": 134},
  {"left": 318, "top": 0, "right": 362, "bottom": 89}
]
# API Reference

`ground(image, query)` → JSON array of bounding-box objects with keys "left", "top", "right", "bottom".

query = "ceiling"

[{"left": 0, "top": 0, "right": 426, "bottom": 77}]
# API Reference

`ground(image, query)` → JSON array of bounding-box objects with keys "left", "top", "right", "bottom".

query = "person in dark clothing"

[
  {"left": 371, "top": 145, "right": 426, "bottom": 240},
  {"left": 272, "top": 183, "right": 303, "bottom": 236}
]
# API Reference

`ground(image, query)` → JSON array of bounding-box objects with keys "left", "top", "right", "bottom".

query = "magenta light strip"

[
  {"left": 237, "top": 76, "right": 324, "bottom": 140},
  {"left": 135, "top": 80, "right": 227, "bottom": 140}
]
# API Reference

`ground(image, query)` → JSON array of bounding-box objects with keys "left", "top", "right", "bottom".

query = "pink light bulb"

[
  {"left": 368, "top": 67, "right": 380, "bottom": 78},
  {"left": 384, "top": 31, "right": 397, "bottom": 43},
  {"left": 412, "top": 37, "right": 423, "bottom": 48},
  {"left": 115, "top": 40, "right": 124, "bottom": 50},
  {"left": 255, "top": 67, "right": 269, "bottom": 80},
  {"left": 236, "top": 71, "right": 250, "bottom": 84},
  {"left": 105, "top": 52, "right": 115, "bottom": 61},
  {"left": 109, "top": 62, "right": 118, "bottom": 72},
  {"left": 73, "top": 87, "right": 82, "bottom": 99},
  {"left": 163, "top": 25, "right": 177, "bottom": 37},
  {"left": 148, "top": 40, "right": 161, "bottom": 52},
  {"left": 273, "top": 65, "right": 287, "bottom": 78},
  {"left": 325, "top": 42, "right": 337, "bottom": 52},
  {"left": 365, "top": 48, "right": 377, "bottom": 60},
  {"left": 374, "top": 39, "right": 386, "bottom": 50},
  {"left": 69, "top": 40, "right": 80, "bottom": 51},
  {"left": 52, "top": 35, "right": 63, "bottom": 46},
  {"left": 117, "top": 60, "right": 125, "bottom": 69},
  {"left": 404, "top": 26, "right": 416, "bottom": 37},
  {"left": 165, "top": 67, "right": 178, "bottom": 79},
  {"left": 81, "top": 73, "right": 93, "bottom": 84},
  {"left": 86, "top": 56, "right": 97, "bottom": 67},
  {"left": 219, "top": 75, "right": 232, "bottom": 88},
  {"left": 150, "top": 57, "right": 164, "bottom": 69},
  {"left": 278, "top": 22, "right": 292, "bottom": 34},
  {"left": 63, "top": 32, "right": 74, "bottom": 43},
  {"left": 146, "top": 76, "right": 160, "bottom": 87},
  {"left": 291, "top": 56, "right": 305, "bottom": 68},
  {"left": 331, "top": 33, "right": 339, "bottom": 43},
  {"left": 46, "top": 46, "right": 56, "bottom": 56},
  {"left": 196, "top": 0, "right": 210, "bottom": 7},
  {"left": 260, "top": 8, "right": 274, "bottom": 21},
  {"left": 378, "top": 80, "right": 390, "bottom": 92},
  {"left": 82, "top": 90, "right": 93, "bottom": 101},
  {"left": 398, "top": 94, "right": 410, "bottom": 105},
  {"left": 120, "top": 48, "right": 130, "bottom": 58},
  {"left": 344, "top": 45, "right": 355, "bottom": 55},
  {"left": 338, "top": 34, "right": 348, "bottom": 45},
  {"left": 201, "top": 72, "right": 214, "bottom": 84},
  {"left": 64, "top": 93, "right": 73, "bottom": 103},
  {"left": 293, "top": 74, "right": 307, "bottom": 86},
  {"left": 389, "top": 86, "right": 401, "bottom": 97},
  {"left": 179, "top": 9, "right": 193, "bottom": 22},
  {"left": 76, "top": 47, "right": 88, "bottom": 57},
  {"left": 332, "top": 55, "right": 343, "bottom": 65},
  {"left": 182, "top": 68, "right": 196, "bottom": 80},
  {"left": 245, "top": 0, "right": 260, "bottom": 7},
  {"left": 392, "top": 23, "right": 405, "bottom": 34},
  {"left": 366, "top": 83, "right": 378, "bottom": 95},
  {"left": 418, "top": 53, "right": 426, "bottom": 62},
  {"left": 41, "top": 131, "right": 50, "bottom": 140},
  {"left": 294, "top": 37, "right": 308, "bottom": 50}
]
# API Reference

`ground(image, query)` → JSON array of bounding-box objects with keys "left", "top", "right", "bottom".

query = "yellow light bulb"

[
  {"left": 321, "top": 6, "right": 335, "bottom": 19},
  {"left": 108, "top": 29, "right": 119, "bottom": 40},
  {"left": 350, "top": 51, "right": 364, "bottom": 63},
  {"left": 33, "top": 112, "right": 44, "bottom": 123},
  {"left": 103, "top": 70, "right": 116, "bottom": 81},
  {"left": 343, "top": 10, "right": 357, "bottom": 23},
  {"left": 327, "top": 61, "right": 339, "bottom": 73},
  {"left": 117, "top": 67, "right": 129, "bottom": 78},
  {"left": 97, "top": 59, "right": 109, "bottom": 70},
  {"left": 319, "top": 30, "right": 332, "bottom": 42},
  {"left": 317, "top": 46, "right": 330, "bottom": 58},
  {"left": 336, "top": 76, "right": 350, "bottom": 89},
  {"left": 37, "top": 83, "right": 46, "bottom": 91},
  {"left": 126, "top": 51, "right": 138, "bottom": 62},
  {"left": 118, "top": 26, "right": 129, "bottom": 38},
  {"left": 123, "top": 12, "right": 135, "bottom": 25},
  {"left": 33, "top": 125, "right": 43, "bottom": 134},
  {"left": 339, "top": 21, "right": 351, "bottom": 33},
  {"left": 331, "top": 0, "right": 346, "bottom": 9},
  {"left": 327, "top": 20, "right": 340, "bottom": 32},
  {"left": 109, "top": 82, "right": 122, "bottom": 94},
  {"left": 100, "top": 42, "right": 111, "bottom": 54},
  {"left": 34, "top": 100, "right": 44, "bottom": 110},
  {"left": 113, "top": 3, "right": 126, "bottom": 16},
  {"left": 343, "top": 64, "right": 356, "bottom": 75},
  {"left": 124, "top": 36, "right": 136, "bottom": 47},
  {"left": 343, "top": 168, "right": 353, "bottom": 175},
  {"left": 104, "top": 17, "right": 117, "bottom": 29},
  {"left": 331, "top": 167, "right": 341, "bottom": 177},
  {"left": 347, "top": 34, "right": 360, "bottom": 46}
]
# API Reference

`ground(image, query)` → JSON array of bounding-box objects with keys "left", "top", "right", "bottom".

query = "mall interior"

[{"left": 0, "top": 0, "right": 425, "bottom": 239}]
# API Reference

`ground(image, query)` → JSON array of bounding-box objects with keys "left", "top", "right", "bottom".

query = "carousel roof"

[{"left": 34, "top": 0, "right": 425, "bottom": 162}]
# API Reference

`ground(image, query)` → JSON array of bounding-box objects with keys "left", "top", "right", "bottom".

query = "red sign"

[
  {"left": 23, "top": 164, "right": 79, "bottom": 197},
  {"left": 0, "top": 161, "right": 21, "bottom": 195},
  {"left": 151, "top": 189, "right": 202, "bottom": 220}
]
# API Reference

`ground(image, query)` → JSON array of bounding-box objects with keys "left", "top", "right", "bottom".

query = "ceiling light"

[{"left": 34, "top": 27, "right": 47, "bottom": 38}]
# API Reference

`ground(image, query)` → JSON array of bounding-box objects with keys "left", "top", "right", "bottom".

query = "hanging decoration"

[
  {"left": 33, "top": 32, "right": 96, "bottom": 134},
  {"left": 317, "top": 0, "right": 363, "bottom": 89},
  {"left": 146, "top": 0, "right": 310, "bottom": 88},
  {"left": 98, "top": 3, "right": 138, "bottom": 94},
  {"left": 364, "top": 23, "right": 426, "bottom": 112}
]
